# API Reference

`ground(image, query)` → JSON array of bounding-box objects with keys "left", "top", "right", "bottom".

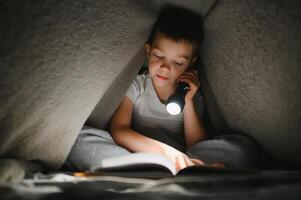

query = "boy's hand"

[
  {"left": 161, "top": 143, "right": 205, "bottom": 172},
  {"left": 178, "top": 69, "right": 200, "bottom": 103}
]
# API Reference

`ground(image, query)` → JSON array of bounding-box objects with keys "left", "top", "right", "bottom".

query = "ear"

[
  {"left": 190, "top": 56, "right": 198, "bottom": 67},
  {"left": 145, "top": 43, "right": 151, "bottom": 59}
]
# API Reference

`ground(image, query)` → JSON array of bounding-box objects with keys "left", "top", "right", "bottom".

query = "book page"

[{"left": 92, "top": 152, "right": 177, "bottom": 175}]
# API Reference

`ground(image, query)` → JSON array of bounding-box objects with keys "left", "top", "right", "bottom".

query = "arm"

[
  {"left": 110, "top": 96, "right": 169, "bottom": 154},
  {"left": 183, "top": 100, "right": 207, "bottom": 147},
  {"left": 179, "top": 70, "right": 208, "bottom": 147}
]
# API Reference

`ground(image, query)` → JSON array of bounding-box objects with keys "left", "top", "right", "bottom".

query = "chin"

[{"left": 154, "top": 79, "right": 174, "bottom": 88}]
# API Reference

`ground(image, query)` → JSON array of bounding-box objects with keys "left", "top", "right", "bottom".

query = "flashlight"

[{"left": 165, "top": 82, "right": 190, "bottom": 115}]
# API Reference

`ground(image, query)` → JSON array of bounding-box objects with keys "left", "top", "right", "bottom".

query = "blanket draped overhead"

[{"left": 1, "top": 0, "right": 300, "bottom": 169}]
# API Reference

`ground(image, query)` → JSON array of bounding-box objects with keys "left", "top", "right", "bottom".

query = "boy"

[
  {"left": 110, "top": 6, "right": 209, "bottom": 171},
  {"left": 65, "top": 6, "right": 258, "bottom": 172}
]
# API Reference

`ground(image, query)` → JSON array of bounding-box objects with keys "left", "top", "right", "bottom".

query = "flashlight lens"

[{"left": 166, "top": 102, "right": 181, "bottom": 115}]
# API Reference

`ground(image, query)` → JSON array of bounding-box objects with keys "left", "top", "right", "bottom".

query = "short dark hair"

[{"left": 147, "top": 5, "right": 203, "bottom": 57}]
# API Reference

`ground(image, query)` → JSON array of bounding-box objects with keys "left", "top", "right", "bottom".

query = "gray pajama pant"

[{"left": 64, "top": 125, "right": 259, "bottom": 171}]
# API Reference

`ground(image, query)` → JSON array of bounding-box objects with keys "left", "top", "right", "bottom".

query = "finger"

[
  {"left": 183, "top": 70, "right": 199, "bottom": 79},
  {"left": 185, "top": 69, "right": 198, "bottom": 75},
  {"left": 180, "top": 72, "right": 199, "bottom": 83},
  {"left": 179, "top": 76, "right": 198, "bottom": 84},
  {"left": 190, "top": 158, "right": 206, "bottom": 166},
  {"left": 179, "top": 73, "right": 198, "bottom": 82},
  {"left": 181, "top": 76, "right": 199, "bottom": 85},
  {"left": 184, "top": 156, "right": 194, "bottom": 167},
  {"left": 181, "top": 72, "right": 198, "bottom": 81},
  {"left": 179, "top": 77, "right": 200, "bottom": 88},
  {"left": 177, "top": 156, "right": 188, "bottom": 171},
  {"left": 209, "top": 162, "right": 226, "bottom": 169}
]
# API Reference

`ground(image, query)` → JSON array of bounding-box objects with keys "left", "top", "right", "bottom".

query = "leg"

[
  {"left": 186, "top": 134, "right": 259, "bottom": 168},
  {"left": 64, "top": 125, "right": 131, "bottom": 171}
]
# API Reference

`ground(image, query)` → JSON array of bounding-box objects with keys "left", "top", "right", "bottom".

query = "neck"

[{"left": 152, "top": 80, "right": 176, "bottom": 104}]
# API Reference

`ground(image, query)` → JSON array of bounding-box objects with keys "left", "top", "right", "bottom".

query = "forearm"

[
  {"left": 110, "top": 126, "right": 168, "bottom": 154},
  {"left": 183, "top": 101, "right": 207, "bottom": 147}
]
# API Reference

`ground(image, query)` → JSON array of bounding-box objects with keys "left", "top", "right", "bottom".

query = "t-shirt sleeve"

[
  {"left": 125, "top": 75, "right": 144, "bottom": 104},
  {"left": 193, "top": 91, "right": 205, "bottom": 118}
]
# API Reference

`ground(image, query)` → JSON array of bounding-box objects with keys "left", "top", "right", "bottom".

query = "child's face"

[{"left": 146, "top": 33, "right": 196, "bottom": 88}]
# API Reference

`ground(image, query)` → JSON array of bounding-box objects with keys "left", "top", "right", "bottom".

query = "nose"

[{"left": 160, "top": 60, "right": 171, "bottom": 71}]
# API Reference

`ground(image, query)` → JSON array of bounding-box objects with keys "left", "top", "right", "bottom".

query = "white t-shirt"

[{"left": 126, "top": 73, "right": 205, "bottom": 151}]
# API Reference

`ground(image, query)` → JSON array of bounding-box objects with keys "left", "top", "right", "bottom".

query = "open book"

[{"left": 78, "top": 153, "right": 249, "bottom": 179}]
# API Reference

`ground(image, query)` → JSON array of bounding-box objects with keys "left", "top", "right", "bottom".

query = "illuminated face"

[{"left": 146, "top": 33, "right": 195, "bottom": 89}]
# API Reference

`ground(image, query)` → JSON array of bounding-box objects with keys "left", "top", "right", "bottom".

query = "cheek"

[
  {"left": 148, "top": 59, "right": 160, "bottom": 69},
  {"left": 148, "top": 62, "right": 158, "bottom": 75},
  {"left": 172, "top": 68, "right": 185, "bottom": 79}
]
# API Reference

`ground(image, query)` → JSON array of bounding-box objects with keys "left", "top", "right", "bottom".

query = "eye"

[
  {"left": 174, "top": 62, "right": 183, "bottom": 66},
  {"left": 154, "top": 54, "right": 163, "bottom": 59}
]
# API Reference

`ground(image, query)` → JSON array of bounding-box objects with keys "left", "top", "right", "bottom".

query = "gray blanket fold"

[{"left": 0, "top": 0, "right": 156, "bottom": 169}]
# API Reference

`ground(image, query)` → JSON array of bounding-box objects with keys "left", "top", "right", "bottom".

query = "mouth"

[{"left": 156, "top": 74, "right": 169, "bottom": 80}]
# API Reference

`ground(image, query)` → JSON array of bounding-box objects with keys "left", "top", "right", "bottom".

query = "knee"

[
  {"left": 187, "top": 134, "right": 260, "bottom": 168},
  {"left": 79, "top": 126, "right": 115, "bottom": 143}
]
